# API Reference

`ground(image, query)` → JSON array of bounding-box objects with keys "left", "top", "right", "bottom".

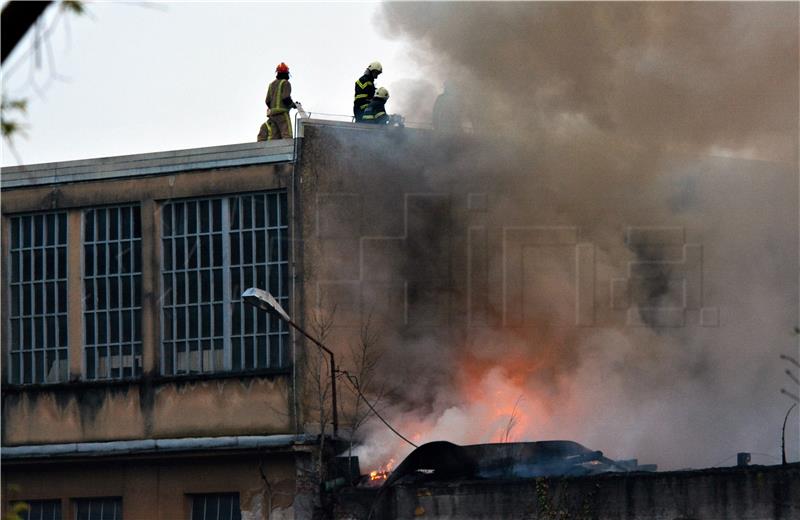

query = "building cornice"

[
  {"left": 1, "top": 140, "right": 295, "bottom": 190},
  {"left": 1, "top": 434, "right": 317, "bottom": 462}
]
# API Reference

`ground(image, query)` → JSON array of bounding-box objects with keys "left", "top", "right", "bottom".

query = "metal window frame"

[
  {"left": 159, "top": 191, "right": 289, "bottom": 376},
  {"left": 228, "top": 192, "right": 290, "bottom": 370},
  {"left": 189, "top": 493, "right": 241, "bottom": 520},
  {"left": 7, "top": 212, "right": 69, "bottom": 384},
  {"left": 81, "top": 204, "right": 143, "bottom": 381},
  {"left": 73, "top": 497, "right": 122, "bottom": 520},
  {"left": 14, "top": 499, "right": 62, "bottom": 520},
  {"left": 159, "top": 198, "right": 228, "bottom": 375}
]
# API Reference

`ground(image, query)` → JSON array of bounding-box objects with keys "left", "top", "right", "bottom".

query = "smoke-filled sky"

[
  {"left": 345, "top": 1, "right": 800, "bottom": 472},
  {"left": 382, "top": 1, "right": 797, "bottom": 165}
]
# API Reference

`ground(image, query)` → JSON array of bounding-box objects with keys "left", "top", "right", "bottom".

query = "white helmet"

[
  {"left": 367, "top": 61, "right": 383, "bottom": 73},
  {"left": 375, "top": 87, "right": 389, "bottom": 99}
]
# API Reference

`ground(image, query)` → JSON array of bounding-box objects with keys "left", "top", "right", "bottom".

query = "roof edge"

[
  {"left": 1, "top": 434, "right": 316, "bottom": 460},
  {"left": 1, "top": 140, "right": 296, "bottom": 190}
]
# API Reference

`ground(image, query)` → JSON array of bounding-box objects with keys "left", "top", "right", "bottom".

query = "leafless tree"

[
  {"left": 340, "top": 313, "right": 387, "bottom": 471},
  {"left": 305, "top": 303, "right": 337, "bottom": 475},
  {"left": 501, "top": 395, "right": 524, "bottom": 443}
]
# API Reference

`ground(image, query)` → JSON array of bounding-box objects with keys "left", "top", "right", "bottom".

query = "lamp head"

[{"left": 241, "top": 287, "right": 291, "bottom": 322}]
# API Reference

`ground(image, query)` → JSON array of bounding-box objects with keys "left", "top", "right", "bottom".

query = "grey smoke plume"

[
  {"left": 341, "top": 2, "right": 799, "bottom": 471},
  {"left": 383, "top": 1, "right": 797, "bottom": 164}
]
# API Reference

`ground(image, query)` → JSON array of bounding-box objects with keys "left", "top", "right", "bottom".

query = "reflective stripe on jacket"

[
  {"left": 354, "top": 73, "right": 375, "bottom": 111},
  {"left": 267, "top": 79, "right": 291, "bottom": 115},
  {"left": 362, "top": 98, "right": 387, "bottom": 124}
]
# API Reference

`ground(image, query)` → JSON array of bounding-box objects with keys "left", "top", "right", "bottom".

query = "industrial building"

[{"left": 3, "top": 119, "right": 799, "bottom": 519}]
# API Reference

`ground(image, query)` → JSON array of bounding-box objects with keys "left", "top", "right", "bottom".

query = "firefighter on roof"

[
  {"left": 361, "top": 87, "right": 390, "bottom": 124},
  {"left": 354, "top": 61, "right": 382, "bottom": 122},
  {"left": 257, "top": 62, "right": 297, "bottom": 141}
]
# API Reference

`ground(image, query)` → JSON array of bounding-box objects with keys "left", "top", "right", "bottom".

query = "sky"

[{"left": 1, "top": 1, "right": 425, "bottom": 166}]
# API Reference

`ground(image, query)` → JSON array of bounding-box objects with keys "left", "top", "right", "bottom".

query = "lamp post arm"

[{"left": 287, "top": 319, "right": 335, "bottom": 359}]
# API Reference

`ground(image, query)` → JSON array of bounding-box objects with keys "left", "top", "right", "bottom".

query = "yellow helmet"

[
  {"left": 367, "top": 61, "right": 383, "bottom": 73},
  {"left": 375, "top": 87, "right": 389, "bottom": 99}
]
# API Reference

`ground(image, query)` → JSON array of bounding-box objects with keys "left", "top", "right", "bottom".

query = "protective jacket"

[
  {"left": 361, "top": 97, "right": 388, "bottom": 124},
  {"left": 353, "top": 73, "right": 376, "bottom": 121},
  {"left": 267, "top": 77, "right": 295, "bottom": 115}
]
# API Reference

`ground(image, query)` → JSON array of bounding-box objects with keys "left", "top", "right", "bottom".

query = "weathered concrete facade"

[
  {"left": 2, "top": 141, "right": 314, "bottom": 519},
  {"left": 4, "top": 449, "right": 308, "bottom": 520},
  {"left": 2, "top": 142, "right": 297, "bottom": 445}
]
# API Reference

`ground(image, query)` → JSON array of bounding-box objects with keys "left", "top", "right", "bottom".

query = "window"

[
  {"left": 8, "top": 213, "right": 69, "bottom": 384},
  {"left": 160, "top": 192, "right": 289, "bottom": 376},
  {"left": 83, "top": 206, "right": 142, "bottom": 379},
  {"left": 189, "top": 494, "right": 241, "bottom": 520},
  {"left": 14, "top": 499, "right": 61, "bottom": 520},
  {"left": 74, "top": 498, "right": 121, "bottom": 520}
]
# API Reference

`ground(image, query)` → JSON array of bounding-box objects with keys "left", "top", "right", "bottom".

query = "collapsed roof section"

[{"left": 383, "top": 441, "right": 656, "bottom": 487}]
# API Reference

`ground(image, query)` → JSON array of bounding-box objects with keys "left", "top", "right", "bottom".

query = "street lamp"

[{"left": 242, "top": 287, "right": 338, "bottom": 437}]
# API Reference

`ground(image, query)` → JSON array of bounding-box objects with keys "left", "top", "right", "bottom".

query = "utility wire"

[
  {"left": 780, "top": 354, "right": 800, "bottom": 369},
  {"left": 337, "top": 369, "right": 418, "bottom": 449},
  {"left": 781, "top": 388, "right": 800, "bottom": 402}
]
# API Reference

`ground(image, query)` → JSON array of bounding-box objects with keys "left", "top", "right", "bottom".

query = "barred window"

[
  {"left": 189, "top": 493, "right": 241, "bottom": 520},
  {"left": 14, "top": 499, "right": 61, "bottom": 520},
  {"left": 74, "top": 497, "right": 121, "bottom": 520},
  {"left": 83, "top": 206, "right": 142, "bottom": 380},
  {"left": 161, "top": 192, "right": 288, "bottom": 375},
  {"left": 8, "top": 213, "right": 69, "bottom": 384}
]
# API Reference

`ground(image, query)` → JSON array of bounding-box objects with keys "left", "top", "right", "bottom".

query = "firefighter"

[
  {"left": 354, "top": 61, "right": 382, "bottom": 122},
  {"left": 361, "top": 87, "right": 389, "bottom": 124},
  {"left": 257, "top": 62, "right": 297, "bottom": 141}
]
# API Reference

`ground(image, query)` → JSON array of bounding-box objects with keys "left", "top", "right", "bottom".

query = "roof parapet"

[{"left": 1, "top": 140, "right": 295, "bottom": 190}]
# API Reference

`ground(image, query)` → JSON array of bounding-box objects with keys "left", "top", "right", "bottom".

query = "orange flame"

[
  {"left": 367, "top": 458, "right": 395, "bottom": 484},
  {"left": 358, "top": 339, "right": 563, "bottom": 471}
]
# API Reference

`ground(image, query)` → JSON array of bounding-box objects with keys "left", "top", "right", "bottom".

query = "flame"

[
  {"left": 367, "top": 458, "right": 395, "bottom": 485},
  {"left": 357, "top": 340, "right": 562, "bottom": 470},
  {"left": 455, "top": 352, "right": 549, "bottom": 443}
]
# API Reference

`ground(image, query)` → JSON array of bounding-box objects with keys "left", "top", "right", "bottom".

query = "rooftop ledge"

[
  {"left": 0, "top": 139, "right": 296, "bottom": 190},
  {"left": 1, "top": 434, "right": 316, "bottom": 461},
  {"left": 0, "top": 118, "right": 402, "bottom": 190}
]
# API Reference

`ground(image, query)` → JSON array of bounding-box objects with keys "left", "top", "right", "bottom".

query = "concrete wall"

[
  {"left": 335, "top": 463, "right": 800, "bottom": 519},
  {"left": 2, "top": 451, "right": 309, "bottom": 520},
  {"left": 2, "top": 376, "right": 291, "bottom": 445},
  {"left": 2, "top": 158, "right": 297, "bottom": 445}
]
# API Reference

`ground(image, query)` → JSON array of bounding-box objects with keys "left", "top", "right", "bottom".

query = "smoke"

[
  {"left": 330, "top": 2, "right": 799, "bottom": 471},
  {"left": 382, "top": 1, "right": 797, "bottom": 164}
]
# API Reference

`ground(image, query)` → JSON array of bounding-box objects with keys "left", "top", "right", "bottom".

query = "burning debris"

[
  {"left": 350, "top": 440, "right": 655, "bottom": 491},
  {"left": 376, "top": 440, "right": 655, "bottom": 488},
  {"left": 365, "top": 458, "right": 395, "bottom": 487}
]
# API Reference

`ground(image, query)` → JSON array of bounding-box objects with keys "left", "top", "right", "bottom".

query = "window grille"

[
  {"left": 8, "top": 213, "right": 69, "bottom": 384},
  {"left": 74, "top": 497, "right": 122, "bottom": 520},
  {"left": 160, "top": 192, "right": 288, "bottom": 375},
  {"left": 15, "top": 499, "right": 61, "bottom": 520},
  {"left": 189, "top": 494, "right": 241, "bottom": 520},
  {"left": 83, "top": 206, "right": 142, "bottom": 379}
]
